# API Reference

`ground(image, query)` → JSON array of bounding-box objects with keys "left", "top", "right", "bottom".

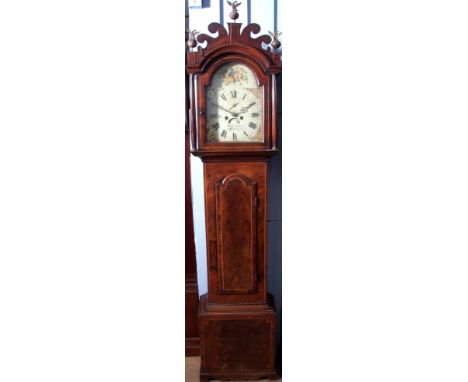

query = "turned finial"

[
  {"left": 186, "top": 29, "right": 200, "bottom": 49},
  {"left": 268, "top": 31, "right": 282, "bottom": 49},
  {"left": 227, "top": 1, "right": 241, "bottom": 21}
]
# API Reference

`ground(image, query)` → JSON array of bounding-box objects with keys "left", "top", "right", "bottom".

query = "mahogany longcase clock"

[{"left": 186, "top": 3, "right": 281, "bottom": 380}]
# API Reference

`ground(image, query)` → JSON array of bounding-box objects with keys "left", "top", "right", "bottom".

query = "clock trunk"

[{"left": 204, "top": 160, "right": 268, "bottom": 305}]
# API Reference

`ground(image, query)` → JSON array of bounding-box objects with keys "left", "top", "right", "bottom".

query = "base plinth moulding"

[{"left": 199, "top": 294, "right": 278, "bottom": 381}]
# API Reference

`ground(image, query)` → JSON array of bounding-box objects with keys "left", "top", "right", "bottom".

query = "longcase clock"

[{"left": 186, "top": 3, "right": 281, "bottom": 380}]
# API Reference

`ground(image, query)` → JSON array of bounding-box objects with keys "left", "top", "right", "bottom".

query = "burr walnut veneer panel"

[{"left": 215, "top": 173, "right": 258, "bottom": 295}]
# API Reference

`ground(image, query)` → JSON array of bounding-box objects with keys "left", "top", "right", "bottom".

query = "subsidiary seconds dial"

[{"left": 205, "top": 63, "right": 263, "bottom": 143}]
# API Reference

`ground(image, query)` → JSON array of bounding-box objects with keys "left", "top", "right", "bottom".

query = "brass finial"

[
  {"left": 186, "top": 29, "right": 200, "bottom": 49},
  {"left": 227, "top": 1, "right": 241, "bottom": 21},
  {"left": 268, "top": 31, "right": 282, "bottom": 49}
]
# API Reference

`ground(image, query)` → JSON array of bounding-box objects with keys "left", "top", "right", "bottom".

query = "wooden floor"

[{"left": 185, "top": 357, "right": 282, "bottom": 382}]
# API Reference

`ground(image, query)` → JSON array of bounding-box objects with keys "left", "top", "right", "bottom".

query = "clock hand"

[
  {"left": 211, "top": 103, "right": 235, "bottom": 115},
  {"left": 237, "top": 102, "right": 256, "bottom": 114}
]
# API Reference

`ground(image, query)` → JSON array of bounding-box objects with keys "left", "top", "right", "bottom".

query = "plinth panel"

[{"left": 205, "top": 319, "right": 271, "bottom": 370}]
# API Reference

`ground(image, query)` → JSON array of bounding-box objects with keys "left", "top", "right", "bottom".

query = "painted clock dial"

[{"left": 205, "top": 62, "right": 263, "bottom": 143}]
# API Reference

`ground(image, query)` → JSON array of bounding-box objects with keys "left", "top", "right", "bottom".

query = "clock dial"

[{"left": 206, "top": 63, "right": 263, "bottom": 143}]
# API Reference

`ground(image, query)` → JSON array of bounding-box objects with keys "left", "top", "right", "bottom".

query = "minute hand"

[{"left": 211, "top": 103, "right": 236, "bottom": 116}]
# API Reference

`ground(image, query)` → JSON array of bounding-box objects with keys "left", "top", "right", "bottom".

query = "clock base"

[{"left": 199, "top": 294, "right": 278, "bottom": 381}]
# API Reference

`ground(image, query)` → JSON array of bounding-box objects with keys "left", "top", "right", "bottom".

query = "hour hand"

[{"left": 238, "top": 102, "right": 256, "bottom": 114}]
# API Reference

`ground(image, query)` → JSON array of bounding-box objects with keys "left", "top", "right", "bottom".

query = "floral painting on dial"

[{"left": 222, "top": 65, "right": 248, "bottom": 85}]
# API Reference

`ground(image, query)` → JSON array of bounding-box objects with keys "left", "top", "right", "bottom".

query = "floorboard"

[{"left": 185, "top": 357, "right": 282, "bottom": 382}]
